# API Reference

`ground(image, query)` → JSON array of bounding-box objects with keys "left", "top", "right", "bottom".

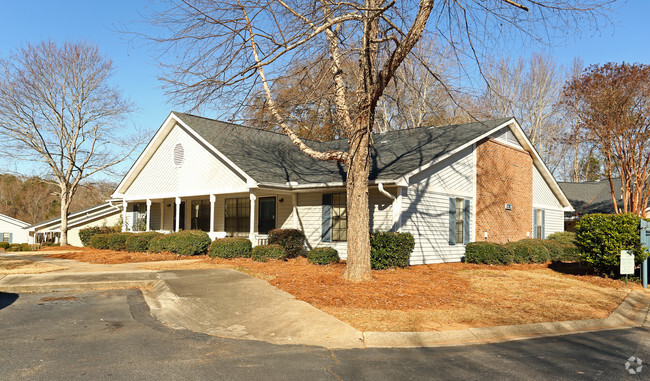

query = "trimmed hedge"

[
  {"left": 209, "top": 237, "right": 252, "bottom": 258},
  {"left": 268, "top": 229, "right": 305, "bottom": 258},
  {"left": 507, "top": 240, "right": 551, "bottom": 264},
  {"left": 147, "top": 234, "right": 171, "bottom": 253},
  {"left": 546, "top": 231, "right": 576, "bottom": 246},
  {"left": 5, "top": 243, "right": 31, "bottom": 252},
  {"left": 89, "top": 233, "right": 111, "bottom": 250},
  {"left": 0, "top": 242, "right": 9, "bottom": 250},
  {"left": 164, "top": 230, "right": 211, "bottom": 256},
  {"left": 251, "top": 244, "right": 286, "bottom": 262},
  {"left": 307, "top": 247, "right": 340, "bottom": 265},
  {"left": 125, "top": 232, "right": 163, "bottom": 253},
  {"left": 370, "top": 232, "right": 415, "bottom": 270},
  {"left": 107, "top": 233, "right": 131, "bottom": 251},
  {"left": 79, "top": 226, "right": 118, "bottom": 247},
  {"left": 465, "top": 242, "right": 514, "bottom": 265},
  {"left": 575, "top": 213, "right": 649, "bottom": 277}
]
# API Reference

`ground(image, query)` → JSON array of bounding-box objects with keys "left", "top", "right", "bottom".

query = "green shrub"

[
  {"left": 165, "top": 230, "right": 211, "bottom": 256},
  {"left": 507, "top": 240, "right": 551, "bottom": 264},
  {"left": 251, "top": 244, "right": 286, "bottom": 262},
  {"left": 147, "top": 234, "right": 171, "bottom": 253},
  {"left": 125, "top": 232, "right": 163, "bottom": 253},
  {"left": 546, "top": 231, "right": 576, "bottom": 246},
  {"left": 268, "top": 229, "right": 305, "bottom": 258},
  {"left": 89, "top": 233, "right": 111, "bottom": 250},
  {"left": 0, "top": 242, "right": 9, "bottom": 250},
  {"left": 370, "top": 232, "right": 415, "bottom": 270},
  {"left": 465, "top": 242, "right": 514, "bottom": 265},
  {"left": 79, "top": 226, "right": 118, "bottom": 247},
  {"left": 575, "top": 213, "right": 649, "bottom": 277},
  {"left": 107, "top": 233, "right": 131, "bottom": 251},
  {"left": 307, "top": 247, "right": 340, "bottom": 265},
  {"left": 5, "top": 243, "right": 31, "bottom": 252},
  {"left": 208, "top": 237, "right": 252, "bottom": 258}
]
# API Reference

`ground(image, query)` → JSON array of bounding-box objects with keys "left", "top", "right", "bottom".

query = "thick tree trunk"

[
  {"left": 59, "top": 187, "right": 71, "bottom": 246},
  {"left": 342, "top": 118, "right": 372, "bottom": 282}
]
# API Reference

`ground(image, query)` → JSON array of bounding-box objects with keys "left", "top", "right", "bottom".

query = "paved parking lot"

[{"left": 1, "top": 289, "right": 649, "bottom": 380}]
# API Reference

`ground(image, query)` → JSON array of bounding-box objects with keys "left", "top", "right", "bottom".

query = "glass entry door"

[{"left": 258, "top": 197, "right": 276, "bottom": 234}]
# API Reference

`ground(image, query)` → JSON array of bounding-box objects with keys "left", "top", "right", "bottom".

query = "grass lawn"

[
  {"left": 45, "top": 247, "right": 644, "bottom": 332},
  {"left": 0, "top": 256, "right": 66, "bottom": 274}
]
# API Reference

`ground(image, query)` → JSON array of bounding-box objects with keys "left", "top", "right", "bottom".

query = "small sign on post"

[{"left": 621, "top": 250, "right": 635, "bottom": 284}]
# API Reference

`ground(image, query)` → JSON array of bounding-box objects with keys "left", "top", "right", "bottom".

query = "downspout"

[
  {"left": 378, "top": 183, "right": 402, "bottom": 232},
  {"left": 377, "top": 183, "right": 396, "bottom": 201}
]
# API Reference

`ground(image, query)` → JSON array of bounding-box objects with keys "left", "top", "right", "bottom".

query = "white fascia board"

[
  {"left": 172, "top": 113, "right": 256, "bottom": 184},
  {"left": 507, "top": 120, "right": 574, "bottom": 211},
  {"left": 31, "top": 204, "right": 121, "bottom": 231},
  {"left": 396, "top": 119, "right": 515, "bottom": 185},
  {"left": 120, "top": 187, "right": 251, "bottom": 201},
  {"left": 28, "top": 203, "right": 117, "bottom": 230},
  {"left": 0, "top": 214, "right": 30, "bottom": 228},
  {"left": 112, "top": 113, "right": 179, "bottom": 197},
  {"left": 256, "top": 179, "right": 396, "bottom": 191}
]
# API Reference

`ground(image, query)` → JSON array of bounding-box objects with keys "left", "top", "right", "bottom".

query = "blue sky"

[{"left": 0, "top": 0, "right": 648, "bottom": 179}]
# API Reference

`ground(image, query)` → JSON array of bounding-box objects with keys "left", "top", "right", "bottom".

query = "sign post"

[
  {"left": 620, "top": 250, "right": 635, "bottom": 285},
  {"left": 641, "top": 220, "right": 649, "bottom": 289}
]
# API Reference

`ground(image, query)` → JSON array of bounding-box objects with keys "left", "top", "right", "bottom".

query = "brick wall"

[{"left": 475, "top": 138, "right": 533, "bottom": 243}]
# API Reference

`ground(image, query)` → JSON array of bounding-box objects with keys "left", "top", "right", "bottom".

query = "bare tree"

[
  {"left": 143, "top": 0, "right": 614, "bottom": 281},
  {"left": 0, "top": 41, "right": 138, "bottom": 245},
  {"left": 563, "top": 62, "right": 650, "bottom": 217},
  {"left": 480, "top": 53, "right": 569, "bottom": 171}
]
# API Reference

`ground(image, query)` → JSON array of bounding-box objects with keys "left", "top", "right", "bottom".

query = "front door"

[{"left": 258, "top": 197, "right": 276, "bottom": 234}]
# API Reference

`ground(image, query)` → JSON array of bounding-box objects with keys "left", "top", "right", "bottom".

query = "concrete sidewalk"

[{"left": 1, "top": 251, "right": 649, "bottom": 349}]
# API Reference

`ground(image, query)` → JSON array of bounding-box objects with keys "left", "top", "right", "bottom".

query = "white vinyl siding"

[
  {"left": 400, "top": 146, "right": 475, "bottom": 264},
  {"left": 532, "top": 166, "right": 563, "bottom": 210},
  {"left": 532, "top": 165, "right": 565, "bottom": 238},
  {"left": 490, "top": 127, "right": 523, "bottom": 150},
  {"left": 124, "top": 125, "right": 248, "bottom": 197},
  {"left": 408, "top": 146, "right": 474, "bottom": 195},
  {"left": 293, "top": 188, "right": 395, "bottom": 260},
  {"left": 0, "top": 215, "right": 30, "bottom": 244}
]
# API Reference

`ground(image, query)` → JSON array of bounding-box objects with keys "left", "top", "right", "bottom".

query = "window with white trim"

[
  {"left": 332, "top": 193, "right": 347, "bottom": 241},
  {"left": 455, "top": 198, "right": 464, "bottom": 245},
  {"left": 225, "top": 197, "right": 250, "bottom": 234},
  {"left": 1, "top": 233, "right": 9, "bottom": 242}
]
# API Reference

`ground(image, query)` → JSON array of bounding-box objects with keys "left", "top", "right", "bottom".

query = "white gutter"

[{"left": 256, "top": 180, "right": 396, "bottom": 190}]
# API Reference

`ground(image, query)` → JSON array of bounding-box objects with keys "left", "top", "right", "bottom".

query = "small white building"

[
  {"left": 27, "top": 202, "right": 122, "bottom": 246},
  {"left": 0, "top": 213, "right": 30, "bottom": 244},
  {"left": 108, "top": 112, "right": 572, "bottom": 264}
]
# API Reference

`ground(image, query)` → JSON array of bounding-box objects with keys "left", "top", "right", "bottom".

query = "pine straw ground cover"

[
  {"left": 43, "top": 245, "right": 195, "bottom": 264},
  {"left": 43, "top": 247, "right": 644, "bottom": 332}
]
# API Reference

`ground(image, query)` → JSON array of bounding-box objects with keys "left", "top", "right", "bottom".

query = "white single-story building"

[
  {"left": 0, "top": 213, "right": 30, "bottom": 244},
  {"left": 105, "top": 112, "right": 572, "bottom": 264},
  {"left": 27, "top": 202, "right": 122, "bottom": 246}
]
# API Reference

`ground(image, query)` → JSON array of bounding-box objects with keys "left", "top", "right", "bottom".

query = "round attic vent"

[{"left": 173, "top": 143, "right": 185, "bottom": 168}]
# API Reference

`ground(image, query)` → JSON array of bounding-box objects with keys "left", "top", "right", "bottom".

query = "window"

[
  {"left": 1, "top": 233, "right": 9, "bottom": 242},
  {"left": 225, "top": 197, "right": 250, "bottom": 234},
  {"left": 191, "top": 200, "right": 211, "bottom": 232},
  {"left": 449, "top": 197, "right": 470, "bottom": 245},
  {"left": 332, "top": 193, "right": 347, "bottom": 241},
  {"left": 535, "top": 209, "right": 543, "bottom": 239},
  {"left": 455, "top": 198, "right": 464, "bottom": 245}
]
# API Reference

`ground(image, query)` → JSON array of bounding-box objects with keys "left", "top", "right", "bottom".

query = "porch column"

[
  {"left": 146, "top": 199, "right": 152, "bottom": 232},
  {"left": 160, "top": 201, "right": 164, "bottom": 231},
  {"left": 122, "top": 200, "right": 127, "bottom": 232},
  {"left": 292, "top": 193, "right": 299, "bottom": 229},
  {"left": 249, "top": 192, "right": 256, "bottom": 243},
  {"left": 209, "top": 194, "right": 216, "bottom": 233},
  {"left": 175, "top": 197, "right": 181, "bottom": 232}
]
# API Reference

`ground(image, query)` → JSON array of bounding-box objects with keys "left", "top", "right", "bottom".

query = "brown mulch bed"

[
  {"left": 41, "top": 246, "right": 646, "bottom": 331},
  {"left": 45, "top": 246, "right": 193, "bottom": 264}
]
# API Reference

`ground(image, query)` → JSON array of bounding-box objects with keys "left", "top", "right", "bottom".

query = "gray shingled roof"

[
  {"left": 558, "top": 178, "right": 623, "bottom": 217},
  {"left": 175, "top": 112, "right": 512, "bottom": 185}
]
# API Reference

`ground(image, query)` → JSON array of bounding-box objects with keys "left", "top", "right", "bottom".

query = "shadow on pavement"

[{"left": 0, "top": 292, "right": 19, "bottom": 310}]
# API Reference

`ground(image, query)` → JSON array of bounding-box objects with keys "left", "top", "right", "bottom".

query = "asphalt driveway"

[{"left": 1, "top": 289, "right": 649, "bottom": 380}]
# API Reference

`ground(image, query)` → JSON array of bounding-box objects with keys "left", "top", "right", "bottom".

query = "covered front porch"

[{"left": 121, "top": 189, "right": 298, "bottom": 246}]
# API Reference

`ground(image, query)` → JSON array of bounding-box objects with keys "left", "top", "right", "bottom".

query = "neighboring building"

[
  {"left": 27, "top": 202, "right": 121, "bottom": 246},
  {"left": 0, "top": 213, "right": 30, "bottom": 244},
  {"left": 559, "top": 178, "right": 650, "bottom": 230},
  {"left": 108, "top": 112, "right": 572, "bottom": 264}
]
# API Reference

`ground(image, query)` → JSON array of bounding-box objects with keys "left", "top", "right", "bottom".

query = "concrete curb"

[
  {"left": 362, "top": 290, "right": 650, "bottom": 348},
  {"left": 1, "top": 265, "right": 648, "bottom": 349}
]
